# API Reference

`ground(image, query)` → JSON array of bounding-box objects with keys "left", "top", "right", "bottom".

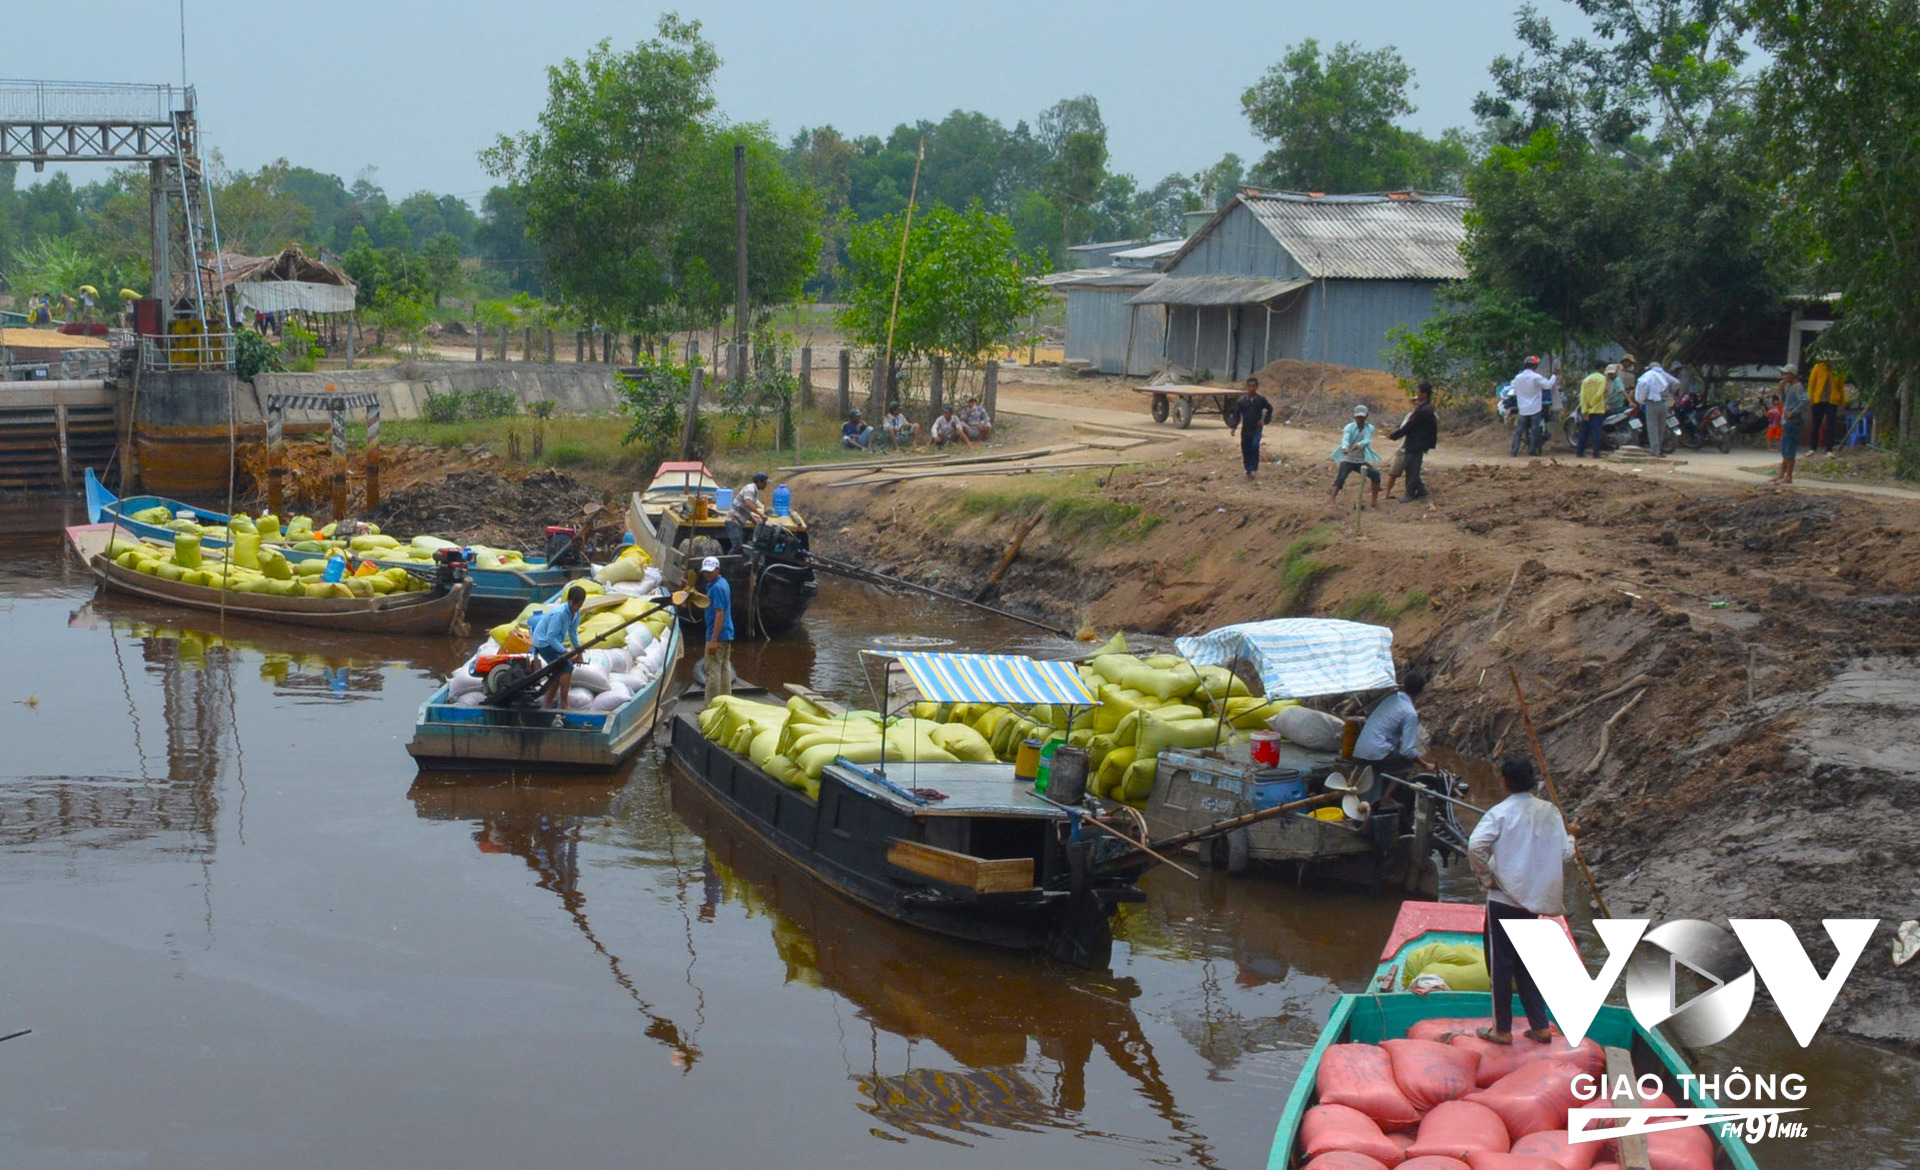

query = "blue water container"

[
  {"left": 772, "top": 483, "right": 791, "bottom": 516},
  {"left": 322, "top": 553, "right": 348, "bottom": 583},
  {"left": 714, "top": 487, "right": 734, "bottom": 512}
]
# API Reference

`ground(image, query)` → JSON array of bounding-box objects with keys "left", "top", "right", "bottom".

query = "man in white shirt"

[
  {"left": 930, "top": 405, "right": 970, "bottom": 449},
  {"left": 1468, "top": 754, "right": 1577, "bottom": 1045},
  {"left": 1634, "top": 361, "right": 1677, "bottom": 458},
  {"left": 726, "top": 472, "right": 768, "bottom": 551},
  {"left": 960, "top": 398, "right": 993, "bottom": 441},
  {"left": 1508, "top": 356, "right": 1556, "bottom": 457}
]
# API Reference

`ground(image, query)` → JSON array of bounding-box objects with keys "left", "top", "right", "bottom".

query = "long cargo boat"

[
  {"left": 86, "top": 468, "right": 588, "bottom": 613},
  {"left": 1267, "top": 900, "right": 1761, "bottom": 1170},
  {"left": 626, "top": 461, "right": 816, "bottom": 638}
]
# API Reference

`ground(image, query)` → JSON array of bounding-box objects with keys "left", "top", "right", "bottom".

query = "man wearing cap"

[
  {"left": 1509, "top": 356, "right": 1555, "bottom": 457},
  {"left": 726, "top": 472, "right": 769, "bottom": 551},
  {"left": 699, "top": 555, "right": 733, "bottom": 702},
  {"left": 960, "top": 397, "right": 993, "bottom": 441},
  {"left": 840, "top": 409, "right": 872, "bottom": 451},
  {"left": 1226, "top": 376, "right": 1274, "bottom": 479},
  {"left": 1634, "top": 360, "right": 1678, "bottom": 457},
  {"left": 1575, "top": 361, "right": 1611, "bottom": 457},
  {"left": 931, "top": 405, "right": 971, "bottom": 449},
  {"left": 883, "top": 401, "right": 919, "bottom": 450},
  {"left": 1329, "top": 404, "right": 1383, "bottom": 506}
]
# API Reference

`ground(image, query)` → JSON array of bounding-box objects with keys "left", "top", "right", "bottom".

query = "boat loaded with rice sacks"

[
  {"left": 66, "top": 522, "right": 472, "bottom": 635},
  {"left": 626, "top": 461, "right": 816, "bottom": 638},
  {"left": 406, "top": 582, "right": 688, "bottom": 771},
  {"left": 1267, "top": 899, "right": 1760, "bottom": 1170},
  {"left": 86, "top": 468, "right": 590, "bottom": 614}
]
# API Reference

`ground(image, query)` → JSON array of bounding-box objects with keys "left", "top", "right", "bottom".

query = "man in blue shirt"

[
  {"left": 1351, "top": 669, "right": 1428, "bottom": 800},
  {"left": 840, "top": 409, "right": 873, "bottom": 451},
  {"left": 530, "top": 584, "right": 587, "bottom": 709},
  {"left": 700, "top": 555, "right": 734, "bottom": 702}
]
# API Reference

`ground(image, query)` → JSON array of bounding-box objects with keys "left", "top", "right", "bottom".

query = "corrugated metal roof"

[
  {"left": 1128, "top": 276, "right": 1310, "bottom": 306},
  {"left": 1111, "top": 239, "right": 1184, "bottom": 265},
  {"left": 1164, "top": 191, "right": 1469, "bottom": 281},
  {"left": 1037, "top": 267, "right": 1159, "bottom": 290}
]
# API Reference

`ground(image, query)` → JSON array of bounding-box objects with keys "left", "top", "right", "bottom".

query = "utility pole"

[{"left": 734, "top": 142, "right": 749, "bottom": 397}]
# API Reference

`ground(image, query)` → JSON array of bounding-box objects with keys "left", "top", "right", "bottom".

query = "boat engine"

[
  {"left": 475, "top": 653, "right": 540, "bottom": 706},
  {"left": 429, "top": 546, "right": 472, "bottom": 590}
]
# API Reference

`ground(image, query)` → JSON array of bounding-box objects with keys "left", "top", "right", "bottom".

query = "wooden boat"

[
  {"left": 405, "top": 594, "right": 684, "bottom": 770},
  {"left": 1266, "top": 900, "right": 1761, "bottom": 1170},
  {"left": 625, "top": 461, "right": 816, "bottom": 638},
  {"left": 86, "top": 468, "right": 589, "bottom": 614},
  {"left": 67, "top": 522, "right": 472, "bottom": 635}
]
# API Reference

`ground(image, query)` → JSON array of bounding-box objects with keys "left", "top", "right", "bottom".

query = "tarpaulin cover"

[
  {"left": 888, "top": 652, "right": 1096, "bottom": 707},
  {"left": 1175, "top": 618, "right": 1395, "bottom": 700}
]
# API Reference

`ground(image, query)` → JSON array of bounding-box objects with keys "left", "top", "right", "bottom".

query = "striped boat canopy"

[
  {"left": 1175, "top": 618, "right": 1395, "bottom": 700},
  {"left": 885, "top": 651, "right": 1097, "bottom": 707}
]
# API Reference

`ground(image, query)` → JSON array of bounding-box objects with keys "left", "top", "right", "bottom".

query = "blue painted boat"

[
  {"left": 1267, "top": 900, "right": 1760, "bottom": 1169},
  {"left": 86, "top": 468, "right": 588, "bottom": 613},
  {"left": 405, "top": 595, "right": 684, "bottom": 770}
]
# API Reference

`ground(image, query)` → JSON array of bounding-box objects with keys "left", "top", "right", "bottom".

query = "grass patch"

[
  {"left": 1277, "top": 525, "right": 1338, "bottom": 615},
  {"left": 951, "top": 474, "right": 1163, "bottom": 542},
  {"left": 1335, "top": 588, "right": 1430, "bottom": 625}
]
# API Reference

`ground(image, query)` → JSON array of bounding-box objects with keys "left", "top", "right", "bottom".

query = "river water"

[{"left": 0, "top": 504, "right": 1913, "bottom": 1169}]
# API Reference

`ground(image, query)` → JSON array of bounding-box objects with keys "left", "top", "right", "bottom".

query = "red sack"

[
  {"left": 1449, "top": 1030, "right": 1604, "bottom": 1087},
  {"left": 1465, "top": 1156, "right": 1565, "bottom": 1170},
  {"left": 1302, "top": 1104, "right": 1407, "bottom": 1167},
  {"left": 1510, "top": 1130, "right": 1598, "bottom": 1170},
  {"left": 1409, "top": 1016, "right": 1496, "bottom": 1043},
  {"left": 1400, "top": 1159, "right": 1472, "bottom": 1170},
  {"left": 1304, "top": 1153, "right": 1392, "bottom": 1170},
  {"left": 1465, "top": 1062, "right": 1585, "bottom": 1139},
  {"left": 1318, "top": 1044, "right": 1424, "bottom": 1128},
  {"left": 1389, "top": 1133, "right": 1417, "bottom": 1152},
  {"left": 1384, "top": 1038, "right": 1481, "bottom": 1112},
  {"left": 1406, "top": 1100, "right": 1511, "bottom": 1160},
  {"left": 1645, "top": 1125, "right": 1715, "bottom": 1170}
]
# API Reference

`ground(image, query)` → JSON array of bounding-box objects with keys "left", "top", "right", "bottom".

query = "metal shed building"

[
  {"left": 1130, "top": 191, "right": 1468, "bottom": 378},
  {"left": 1049, "top": 268, "right": 1164, "bottom": 375}
]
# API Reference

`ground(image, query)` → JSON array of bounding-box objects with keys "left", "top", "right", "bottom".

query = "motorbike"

[
  {"left": 1561, "top": 403, "right": 1647, "bottom": 454},
  {"left": 1674, "top": 388, "right": 1735, "bottom": 453}
]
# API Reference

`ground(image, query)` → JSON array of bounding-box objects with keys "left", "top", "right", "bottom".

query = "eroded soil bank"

[{"left": 802, "top": 443, "right": 1920, "bottom": 1047}]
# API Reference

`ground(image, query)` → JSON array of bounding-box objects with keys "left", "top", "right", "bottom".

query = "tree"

[
  {"left": 839, "top": 202, "right": 1046, "bottom": 372},
  {"left": 1752, "top": 0, "right": 1920, "bottom": 448},
  {"left": 1242, "top": 40, "right": 1468, "bottom": 192},
  {"left": 476, "top": 185, "right": 541, "bottom": 294},
  {"left": 481, "top": 15, "right": 720, "bottom": 338},
  {"left": 670, "top": 124, "right": 822, "bottom": 329},
  {"left": 1046, "top": 128, "right": 1109, "bottom": 250},
  {"left": 420, "top": 232, "right": 463, "bottom": 305},
  {"left": 212, "top": 157, "right": 316, "bottom": 255}
]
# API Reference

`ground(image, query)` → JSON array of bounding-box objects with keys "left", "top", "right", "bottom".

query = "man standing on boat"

[
  {"left": 1468, "top": 755, "right": 1576, "bottom": 1045},
  {"left": 700, "top": 555, "right": 733, "bottom": 702},
  {"left": 531, "top": 584, "right": 587, "bottom": 710},
  {"left": 727, "top": 472, "right": 769, "bottom": 551}
]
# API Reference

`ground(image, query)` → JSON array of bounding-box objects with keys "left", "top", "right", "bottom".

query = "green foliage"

[
  {"left": 618, "top": 352, "right": 695, "bottom": 457},
  {"left": 839, "top": 203, "right": 1046, "bottom": 369},
  {"left": 423, "top": 390, "right": 464, "bottom": 424},
  {"left": 233, "top": 329, "right": 284, "bottom": 380},
  {"left": 1277, "top": 525, "right": 1337, "bottom": 615},
  {"left": 8, "top": 236, "right": 101, "bottom": 301},
  {"left": 279, "top": 320, "right": 322, "bottom": 372},
  {"left": 529, "top": 399, "right": 557, "bottom": 420},
  {"left": 367, "top": 293, "right": 433, "bottom": 355},
  {"left": 671, "top": 125, "right": 823, "bottom": 326},
  {"left": 1385, "top": 280, "right": 1563, "bottom": 392},
  {"left": 951, "top": 475, "right": 1162, "bottom": 542},
  {"left": 1241, "top": 40, "right": 1470, "bottom": 193},
  {"left": 1335, "top": 588, "right": 1429, "bottom": 625},
  {"left": 466, "top": 387, "right": 519, "bottom": 420}
]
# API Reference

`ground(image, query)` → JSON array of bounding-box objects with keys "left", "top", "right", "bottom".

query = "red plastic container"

[{"left": 1250, "top": 729, "right": 1281, "bottom": 766}]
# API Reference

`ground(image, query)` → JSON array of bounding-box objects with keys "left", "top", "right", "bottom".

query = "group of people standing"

[
  {"left": 1522, "top": 353, "right": 1679, "bottom": 460},
  {"left": 1224, "top": 376, "right": 1438, "bottom": 506},
  {"left": 841, "top": 399, "right": 992, "bottom": 453}
]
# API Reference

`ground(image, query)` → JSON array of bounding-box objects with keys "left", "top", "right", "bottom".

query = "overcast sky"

[{"left": 11, "top": 0, "right": 1556, "bottom": 201}]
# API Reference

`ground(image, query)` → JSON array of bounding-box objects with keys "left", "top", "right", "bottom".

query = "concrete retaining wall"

[{"left": 136, "top": 362, "right": 625, "bottom": 429}]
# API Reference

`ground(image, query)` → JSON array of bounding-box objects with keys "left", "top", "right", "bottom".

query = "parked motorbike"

[
  {"left": 1674, "top": 389, "right": 1735, "bottom": 453},
  {"left": 1561, "top": 403, "right": 1647, "bottom": 453}
]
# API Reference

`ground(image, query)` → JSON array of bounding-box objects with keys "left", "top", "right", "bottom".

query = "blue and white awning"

[
  {"left": 1175, "top": 619, "right": 1395, "bottom": 700},
  {"left": 885, "top": 652, "right": 1096, "bottom": 707}
]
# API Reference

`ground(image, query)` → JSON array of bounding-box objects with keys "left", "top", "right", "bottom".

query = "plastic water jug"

[
  {"left": 322, "top": 553, "right": 347, "bottom": 584},
  {"left": 772, "top": 483, "right": 791, "bottom": 516},
  {"left": 714, "top": 487, "right": 734, "bottom": 513}
]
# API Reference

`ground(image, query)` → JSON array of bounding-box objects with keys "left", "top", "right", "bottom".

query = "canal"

[{"left": 0, "top": 506, "right": 1913, "bottom": 1169}]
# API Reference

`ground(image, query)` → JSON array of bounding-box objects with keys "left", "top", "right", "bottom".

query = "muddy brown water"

[{"left": 0, "top": 503, "right": 1914, "bottom": 1169}]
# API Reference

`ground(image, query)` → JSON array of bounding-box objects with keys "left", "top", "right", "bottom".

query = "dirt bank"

[{"left": 800, "top": 435, "right": 1920, "bottom": 1048}]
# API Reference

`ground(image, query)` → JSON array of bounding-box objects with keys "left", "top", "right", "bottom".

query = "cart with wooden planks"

[{"left": 1132, "top": 385, "right": 1244, "bottom": 429}]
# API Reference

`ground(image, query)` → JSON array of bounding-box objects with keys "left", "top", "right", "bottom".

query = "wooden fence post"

[
  {"left": 837, "top": 348, "right": 851, "bottom": 418},
  {"left": 603, "top": 333, "right": 613, "bottom": 364},
  {"left": 681, "top": 365, "right": 705, "bottom": 459},
  {"left": 799, "top": 345, "right": 814, "bottom": 411},
  {"left": 867, "top": 353, "right": 886, "bottom": 418},
  {"left": 575, "top": 330, "right": 584, "bottom": 363},
  {"left": 927, "top": 355, "right": 945, "bottom": 425},
  {"left": 984, "top": 359, "right": 1000, "bottom": 421},
  {"left": 474, "top": 323, "right": 482, "bottom": 362},
  {"left": 546, "top": 328, "right": 555, "bottom": 363}
]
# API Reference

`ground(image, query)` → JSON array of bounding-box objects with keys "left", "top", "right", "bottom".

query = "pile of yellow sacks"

[
  {"left": 106, "top": 534, "right": 427, "bottom": 598},
  {"left": 695, "top": 637, "right": 1295, "bottom": 807},
  {"left": 127, "top": 505, "right": 530, "bottom": 569},
  {"left": 485, "top": 578, "right": 675, "bottom": 654}
]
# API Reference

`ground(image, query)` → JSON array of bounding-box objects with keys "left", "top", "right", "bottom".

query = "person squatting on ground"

[
  {"left": 931, "top": 405, "right": 970, "bottom": 449},
  {"left": 883, "top": 402, "right": 918, "bottom": 450},
  {"left": 1779, "top": 366, "right": 1810, "bottom": 487},
  {"left": 530, "top": 585, "right": 587, "bottom": 710},
  {"left": 1329, "top": 404, "right": 1383, "bottom": 507},
  {"left": 1635, "top": 360, "right": 1677, "bottom": 458},
  {"left": 960, "top": 398, "right": 993, "bottom": 441},
  {"left": 1226, "top": 376, "right": 1274, "bottom": 479},
  {"left": 1509, "top": 356, "right": 1555, "bottom": 457},
  {"left": 840, "top": 409, "right": 872, "bottom": 450},
  {"left": 1575, "top": 362, "right": 1610, "bottom": 458},
  {"left": 700, "top": 556, "right": 733, "bottom": 703},
  {"left": 1468, "top": 754, "right": 1577, "bottom": 1045},
  {"left": 1384, "top": 383, "right": 1437, "bottom": 500}
]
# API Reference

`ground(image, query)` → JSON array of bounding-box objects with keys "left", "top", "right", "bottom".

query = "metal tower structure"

[{"left": 0, "top": 79, "right": 225, "bottom": 330}]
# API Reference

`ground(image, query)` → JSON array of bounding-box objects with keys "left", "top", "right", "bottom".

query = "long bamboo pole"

[
  {"left": 880, "top": 138, "right": 925, "bottom": 406},
  {"left": 1507, "top": 665, "right": 1613, "bottom": 919}
]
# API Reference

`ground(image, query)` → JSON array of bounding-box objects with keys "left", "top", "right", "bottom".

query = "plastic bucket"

[
  {"left": 1048, "top": 746, "right": 1090, "bottom": 803},
  {"left": 1014, "top": 737, "right": 1043, "bottom": 782},
  {"left": 1250, "top": 730, "right": 1281, "bottom": 767}
]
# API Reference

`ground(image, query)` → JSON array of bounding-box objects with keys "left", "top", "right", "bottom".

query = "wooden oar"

[{"left": 1508, "top": 665, "right": 1614, "bottom": 919}]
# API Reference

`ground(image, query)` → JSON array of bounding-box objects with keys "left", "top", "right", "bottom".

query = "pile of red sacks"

[{"left": 1298, "top": 1017, "right": 1715, "bottom": 1170}]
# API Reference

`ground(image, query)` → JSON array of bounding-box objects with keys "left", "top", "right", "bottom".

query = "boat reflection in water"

[
  {"left": 406, "top": 771, "right": 703, "bottom": 1068},
  {"left": 673, "top": 779, "right": 1224, "bottom": 1165}
]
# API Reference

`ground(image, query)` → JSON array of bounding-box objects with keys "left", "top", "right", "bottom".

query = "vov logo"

[{"left": 1501, "top": 918, "right": 1879, "bottom": 1047}]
